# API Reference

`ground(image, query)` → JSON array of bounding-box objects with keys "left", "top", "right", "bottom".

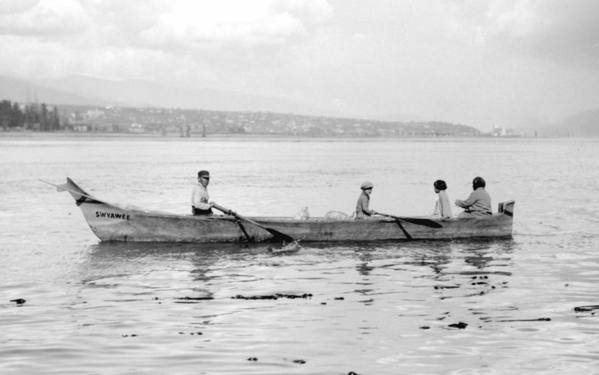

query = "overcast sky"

[{"left": 1, "top": 0, "right": 599, "bottom": 129}]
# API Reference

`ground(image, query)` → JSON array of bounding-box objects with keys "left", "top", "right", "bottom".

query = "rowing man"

[{"left": 192, "top": 170, "right": 215, "bottom": 215}]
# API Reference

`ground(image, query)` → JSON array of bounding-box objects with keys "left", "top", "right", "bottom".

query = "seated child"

[{"left": 431, "top": 180, "right": 453, "bottom": 219}]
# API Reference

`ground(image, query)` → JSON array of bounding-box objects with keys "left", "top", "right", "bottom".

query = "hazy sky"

[{"left": 2, "top": 0, "right": 599, "bottom": 129}]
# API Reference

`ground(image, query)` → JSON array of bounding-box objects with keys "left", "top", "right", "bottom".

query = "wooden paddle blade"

[
  {"left": 376, "top": 212, "right": 443, "bottom": 228},
  {"left": 396, "top": 217, "right": 443, "bottom": 228},
  {"left": 213, "top": 203, "right": 295, "bottom": 242},
  {"left": 263, "top": 228, "right": 295, "bottom": 243}
]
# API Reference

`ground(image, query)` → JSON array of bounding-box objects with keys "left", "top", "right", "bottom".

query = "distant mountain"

[
  {"left": 551, "top": 109, "right": 599, "bottom": 136},
  {"left": 0, "top": 75, "right": 114, "bottom": 106},
  {"left": 508, "top": 108, "right": 599, "bottom": 137},
  {"left": 0, "top": 74, "right": 342, "bottom": 117},
  {"left": 30, "top": 75, "right": 340, "bottom": 117}
]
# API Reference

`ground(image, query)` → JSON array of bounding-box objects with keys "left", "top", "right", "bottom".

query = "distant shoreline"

[{"left": 0, "top": 131, "right": 584, "bottom": 142}]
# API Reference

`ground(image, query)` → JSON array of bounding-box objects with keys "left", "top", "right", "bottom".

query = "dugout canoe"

[{"left": 53, "top": 178, "right": 515, "bottom": 243}]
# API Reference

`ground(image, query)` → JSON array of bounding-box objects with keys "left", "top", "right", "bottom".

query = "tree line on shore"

[{"left": 0, "top": 99, "right": 61, "bottom": 131}]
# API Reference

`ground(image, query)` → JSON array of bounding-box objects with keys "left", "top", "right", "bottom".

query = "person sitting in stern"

[
  {"left": 431, "top": 179, "right": 453, "bottom": 219},
  {"left": 355, "top": 181, "right": 377, "bottom": 220},
  {"left": 455, "top": 176, "right": 492, "bottom": 218},
  {"left": 192, "top": 170, "right": 215, "bottom": 215}
]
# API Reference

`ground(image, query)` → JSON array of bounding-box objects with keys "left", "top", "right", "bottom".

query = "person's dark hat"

[{"left": 198, "top": 170, "right": 210, "bottom": 178}]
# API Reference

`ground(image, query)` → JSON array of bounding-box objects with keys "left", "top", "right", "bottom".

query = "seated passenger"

[
  {"left": 431, "top": 180, "right": 453, "bottom": 219},
  {"left": 355, "top": 181, "right": 377, "bottom": 220},
  {"left": 455, "top": 176, "right": 492, "bottom": 218}
]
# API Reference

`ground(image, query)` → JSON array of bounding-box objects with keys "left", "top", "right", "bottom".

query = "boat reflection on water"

[
  {"left": 70, "top": 237, "right": 528, "bottom": 373},
  {"left": 80, "top": 238, "right": 516, "bottom": 279},
  {"left": 350, "top": 238, "right": 516, "bottom": 274},
  {"left": 77, "top": 238, "right": 516, "bottom": 307},
  {"left": 345, "top": 238, "right": 516, "bottom": 308},
  {"left": 78, "top": 241, "right": 273, "bottom": 284},
  {"left": 85, "top": 240, "right": 269, "bottom": 261}
]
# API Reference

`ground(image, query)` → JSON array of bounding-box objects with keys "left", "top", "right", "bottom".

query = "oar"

[
  {"left": 375, "top": 212, "right": 443, "bottom": 228},
  {"left": 212, "top": 203, "right": 295, "bottom": 243}
]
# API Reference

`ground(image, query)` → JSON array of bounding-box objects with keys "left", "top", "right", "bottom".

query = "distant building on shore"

[{"left": 492, "top": 124, "right": 517, "bottom": 137}]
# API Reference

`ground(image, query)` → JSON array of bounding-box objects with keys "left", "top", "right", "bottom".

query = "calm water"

[{"left": 1, "top": 135, "right": 599, "bottom": 374}]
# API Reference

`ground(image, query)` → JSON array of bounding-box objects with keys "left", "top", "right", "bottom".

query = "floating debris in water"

[
  {"left": 10, "top": 299, "right": 26, "bottom": 305},
  {"left": 293, "top": 359, "right": 306, "bottom": 364},
  {"left": 334, "top": 297, "right": 345, "bottom": 300},
  {"left": 178, "top": 296, "right": 214, "bottom": 301},
  {"left": 233, "top": 295, "right": 277, "bottom": 300},
  {"left": 574, "top": 305, "right": 599, "bottom": 312},
  {"left": 497, "top": 318, "right": 551, "bottom": 322},
  {"left": 419, "top": 326, "right": 430, "bottom": 329},
  {"left": 247, "top": 357, "right": 258, "bottom": 361},
  {"left": 448, "top": 322, "right": 468, "bottom": 329},
  {"left": 232, "top": 293, "right": 312, "bottom": 300}
]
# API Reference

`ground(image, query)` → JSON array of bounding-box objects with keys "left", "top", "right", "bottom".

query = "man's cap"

[
  {"left": 198, "top": 170, "right": 210, "bottom": 178},
  {"left": 360, "top": 181, "right": 374, "bottom": 189}
]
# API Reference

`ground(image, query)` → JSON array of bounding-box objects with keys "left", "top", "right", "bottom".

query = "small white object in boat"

[
  {"left": 325, "top": 211, "right": 352, "bottom": 220},
  {"left": 294, "top": 207, "right": 310, "bottom": 220}
]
